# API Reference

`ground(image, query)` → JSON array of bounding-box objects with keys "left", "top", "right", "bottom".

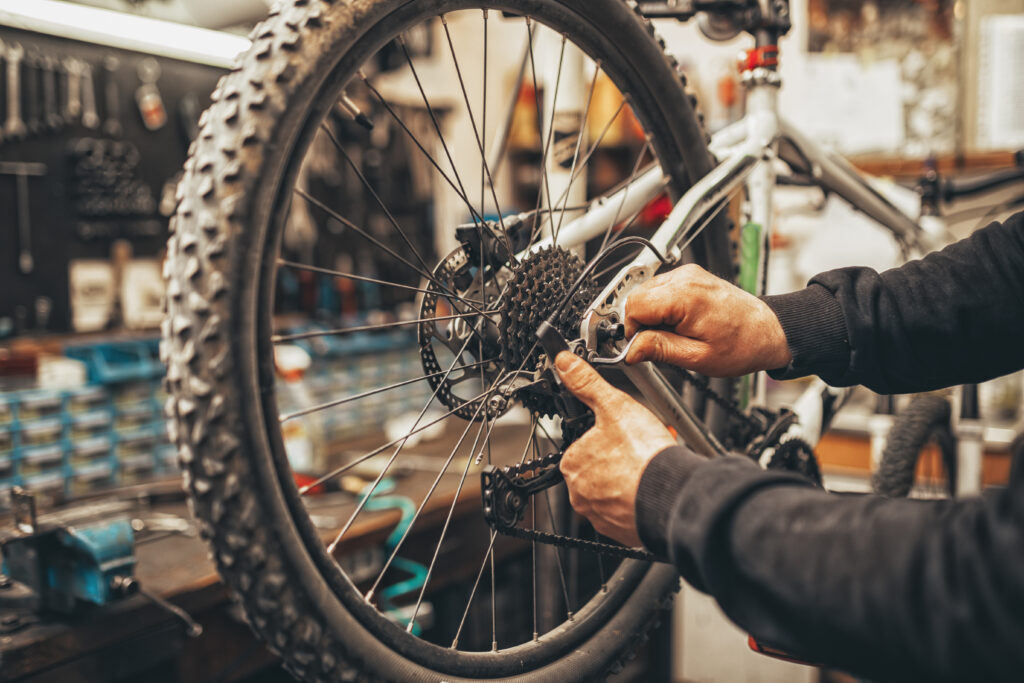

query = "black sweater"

[{"left": 635, "top": 213, "right": 1024, "bottom": 682}]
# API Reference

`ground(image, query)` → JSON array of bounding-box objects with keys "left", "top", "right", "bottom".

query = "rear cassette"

[{"left": 499, "top": 246, "right": 594, "bottom": 417}]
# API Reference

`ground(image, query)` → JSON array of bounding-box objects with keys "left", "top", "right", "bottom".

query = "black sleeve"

[
  {"left": 762, "top": 212, "right": 1024, "bottom": 394},
  {"left": 636, "top": 446, "right": 1024, "bottom": 682}
]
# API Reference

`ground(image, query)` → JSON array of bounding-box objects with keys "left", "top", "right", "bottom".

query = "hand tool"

[
  {"left": 103, "top": 55, "right": 122, "bottom": 136},
  {"left": 24, "top": 49, "right": 41, "bottom": 134},
  {"left": 0, "top": 161, "right": 48, "bottom": 275},
  {"left": 64, "top": 57, "right": 82, "bottom": 122},
  {"left": 4, "top": 42, "right": 27, "bottom": 139},
  {"left": 80, "top": 61, "right": 99, "bottom": 128},
  {"left": 41, "top": 55, "right": 61, "bottom": 129}
]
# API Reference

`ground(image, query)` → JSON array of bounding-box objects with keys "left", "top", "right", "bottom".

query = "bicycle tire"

[
  {"left": 873, "top": 395, "right": 957, "bottom": 499},
  {"left": 162, "top": 0, "right": 732, "bottom": 680}
]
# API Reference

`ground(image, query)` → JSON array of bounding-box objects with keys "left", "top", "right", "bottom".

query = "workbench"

[
  {"left": 0, "top": 419, "right": 669, "bottom": 682},
  {"left": 0, "top": 461, "right": 505, "bottom": 681}
]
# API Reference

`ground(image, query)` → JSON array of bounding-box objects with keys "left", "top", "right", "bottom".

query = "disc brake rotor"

[{"left": 417, "top": 248, "right": 502, "bottom": 420}]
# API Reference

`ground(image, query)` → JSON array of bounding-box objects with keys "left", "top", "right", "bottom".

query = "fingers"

[
  {"left": 555, "top": 351, "right": 615, "bottom": 413},
  {"left": 625, "top": 329, "right": 710, "bottom": 368},
  {"left": 623, "top": 265, "right": 711, "bottom": 337},
  {"left": 623, "top": 279, "right": 675, "bottom": 339}
]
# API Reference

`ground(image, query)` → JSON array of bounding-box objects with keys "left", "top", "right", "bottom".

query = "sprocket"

[
  {"left": 500, "top": 245, "right": 594, "bottom": 417},
  {"left": 417, "top": 248, "right": 502, "bottom": 420}
]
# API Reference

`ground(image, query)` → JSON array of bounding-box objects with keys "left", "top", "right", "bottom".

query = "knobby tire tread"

[
  {"left": 162, "top": 0, "right": 719, "bottom": 679},
  {"left": 873, "top": 395, "right": 957, "bottom": 498}
]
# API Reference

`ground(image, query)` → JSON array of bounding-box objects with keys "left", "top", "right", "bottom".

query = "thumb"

[{"left": 555, "top": 351, "right": 613, "bottom": 413}]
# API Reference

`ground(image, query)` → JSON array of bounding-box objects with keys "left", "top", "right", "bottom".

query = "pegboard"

[{"left": 0, "top": 26, "right": 224, "bottom": 335}]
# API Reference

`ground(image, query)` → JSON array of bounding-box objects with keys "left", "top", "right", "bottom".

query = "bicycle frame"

[{"left": 523, "top": 43, "right": 944, "bottom": 458}]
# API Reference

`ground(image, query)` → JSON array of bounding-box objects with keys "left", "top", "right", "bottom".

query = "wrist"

[
  {"left": 761, "top": 285, "right": 849, "bottom": 379},
  {"left": 635, "top": 445, "right": 706, "bottom": 557},
  {"left": 758, "top": 302, "right": 792, "bottom": 370}
]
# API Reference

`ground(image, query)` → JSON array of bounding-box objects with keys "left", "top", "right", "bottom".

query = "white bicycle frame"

[{"left": 523, "top": 65, "right": 943, "bottom": 459}]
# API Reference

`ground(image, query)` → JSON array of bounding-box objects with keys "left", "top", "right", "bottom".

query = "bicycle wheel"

[
  {"left": 873, "top": 395, "right": 957, "bottom": 499},
  {"left": 162, "top": 0, "right": 732, "bottom": 679}
]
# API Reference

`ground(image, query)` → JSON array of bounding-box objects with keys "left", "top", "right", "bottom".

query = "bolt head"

[{"left": 487, "top": 394, "right": 508, "bottom": 413}]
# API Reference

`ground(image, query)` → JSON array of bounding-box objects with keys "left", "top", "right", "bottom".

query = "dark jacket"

[{"left": 636, "top": 212, "right": 1024, "bottom": 682}]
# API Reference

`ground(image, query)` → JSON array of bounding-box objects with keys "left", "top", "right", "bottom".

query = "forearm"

[
  {"left": 638, "top": 448, "right": 1024, "bottom": 682},
  {"left": 763, "top": 212, "right": 1024, "bottom": 393}
]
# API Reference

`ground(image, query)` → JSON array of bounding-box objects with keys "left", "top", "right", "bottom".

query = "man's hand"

[
  {"left": 624, "top": 263, "right": 791, "bottom": 376},
  {"left": 555, "top": 351, "right": 676, "bottom": 547}
]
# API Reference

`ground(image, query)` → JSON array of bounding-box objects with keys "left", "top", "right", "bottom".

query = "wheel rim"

[{"left": 242, "top": 1, "right": 711, "bottom": 674}]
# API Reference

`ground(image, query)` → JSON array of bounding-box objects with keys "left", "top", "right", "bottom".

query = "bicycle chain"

[
  {"left": 494, "top": 515, "right": 658, "bottom": 562},
  {"left": 482, "top": 366, "right": 801, "bottom": 559},
  {"left": 483, "top": 452, "right": 658, "bottom": 562},
  {"left": 676, "top": 367, "right": 759, "bottom": 432},
  {"left": 467, "top": 238, "right": 779, "bottom": 558}
]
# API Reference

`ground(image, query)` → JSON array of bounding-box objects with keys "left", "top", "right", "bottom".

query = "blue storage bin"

[{"left": 64, "top": 339, "right": 163, "bottom": 385}]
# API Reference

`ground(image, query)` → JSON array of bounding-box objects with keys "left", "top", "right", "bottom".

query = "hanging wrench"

[
  {"left": 4, "top": 41, "right": 27, "bottom": 139},
  {"left": 64, "top": 57, "right": 82, "bottom": 122},
  {"left": 80, "top": 61, "right": 99, "bottom": 129},
  {"left": 41, "top": 55, "right": 61, "bottom": 129},
  {"left": 103, "top": 55, "right": 122, "bottom": 137},
  {"left": 16, "top": 170, "right": 32, "bottom": 274},
  {"left": 24, "top": 49, "right": 41, "bottom": 135},
  {"left": 0, "top": 162, "right": 48, "bottom": 275}
]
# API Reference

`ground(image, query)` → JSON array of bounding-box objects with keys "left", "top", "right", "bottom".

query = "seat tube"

[{"left": 738, "top": 33, "right": 782, "bottom": 405}]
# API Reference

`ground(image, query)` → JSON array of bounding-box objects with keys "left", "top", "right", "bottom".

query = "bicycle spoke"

[
  {"left": 299, "top": 336, "right": 481, "bottom": 496},
  {"left": 525, "top": 20, "right": 566, "bottom": 245},
  {"left": 486, "top": 31, "right": 533, "bottom": 177},
  {"left": 279, "top": 358, "right": 492, "bottom": 423},
  {"left": 320, "top": 123, "right": 462, "bottom": 285},
  {"left": 450, "top": 530, "right": 497, "bottom": 649},
  {"left": 543, "top": 487, "right": 574, "bottom": 620},
  {"left": 272, "top": 310, "right": 498, "bottom": 343},
  {"left": 296, "top": 186, "right": 499, "bottom": 322},
  {"left": 490, "top": 527, "right": 498, "bottom": 650},
  {"left": 439, "top": 14, "right": 513, "bottom": 259},
  {"left": 405, "top": 412, "right": 497, "bottom": 632},
  {"left": 527, "top": 97, "right": 628, "bottom": 249},
  {"left": 329, "top": 391, "right": 478, "bottom": 557},
  {"left": 531, "top": 502, "right": 538, "bottom": 641},
  {"left": 396, "top": 34, "right": 473, "bottom": 218},
  {"left": 549, "top": 99, "right": 628, "bottom": 218},
  {"left": 592, "top": 247, "right": 641, "bottom": 281},
  {"left": 597, "top": 139, "right": 654, "bottom": 254},
  {"left": 552, "top": 63, "right": 600, "bottom": 243},
  {"left": 366, "top": 383, "right": 498, "bottom": 601},
  {"left": 361, "top": 72, "right": 490, "bottom": 229},
  {"left": 519, "top": 417, "right": 539, "bottom": 466},
  {"left": 317, "top": 126, "right": 450, "bottom": 282},
  {"left": 293, "top": 186, "right": 468, "bottom": 309},
  {"left": 300, "top": 393, "right": 479, "bottom": 496},
  {"left": 533, "top": 416, "right": 560, "bottom": 447},
  {"left": 277, "top": 258, "right": 484, "bottom": 306},
  {"left": 481, "top": 10, "right": 487, "bottom": 221}
]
